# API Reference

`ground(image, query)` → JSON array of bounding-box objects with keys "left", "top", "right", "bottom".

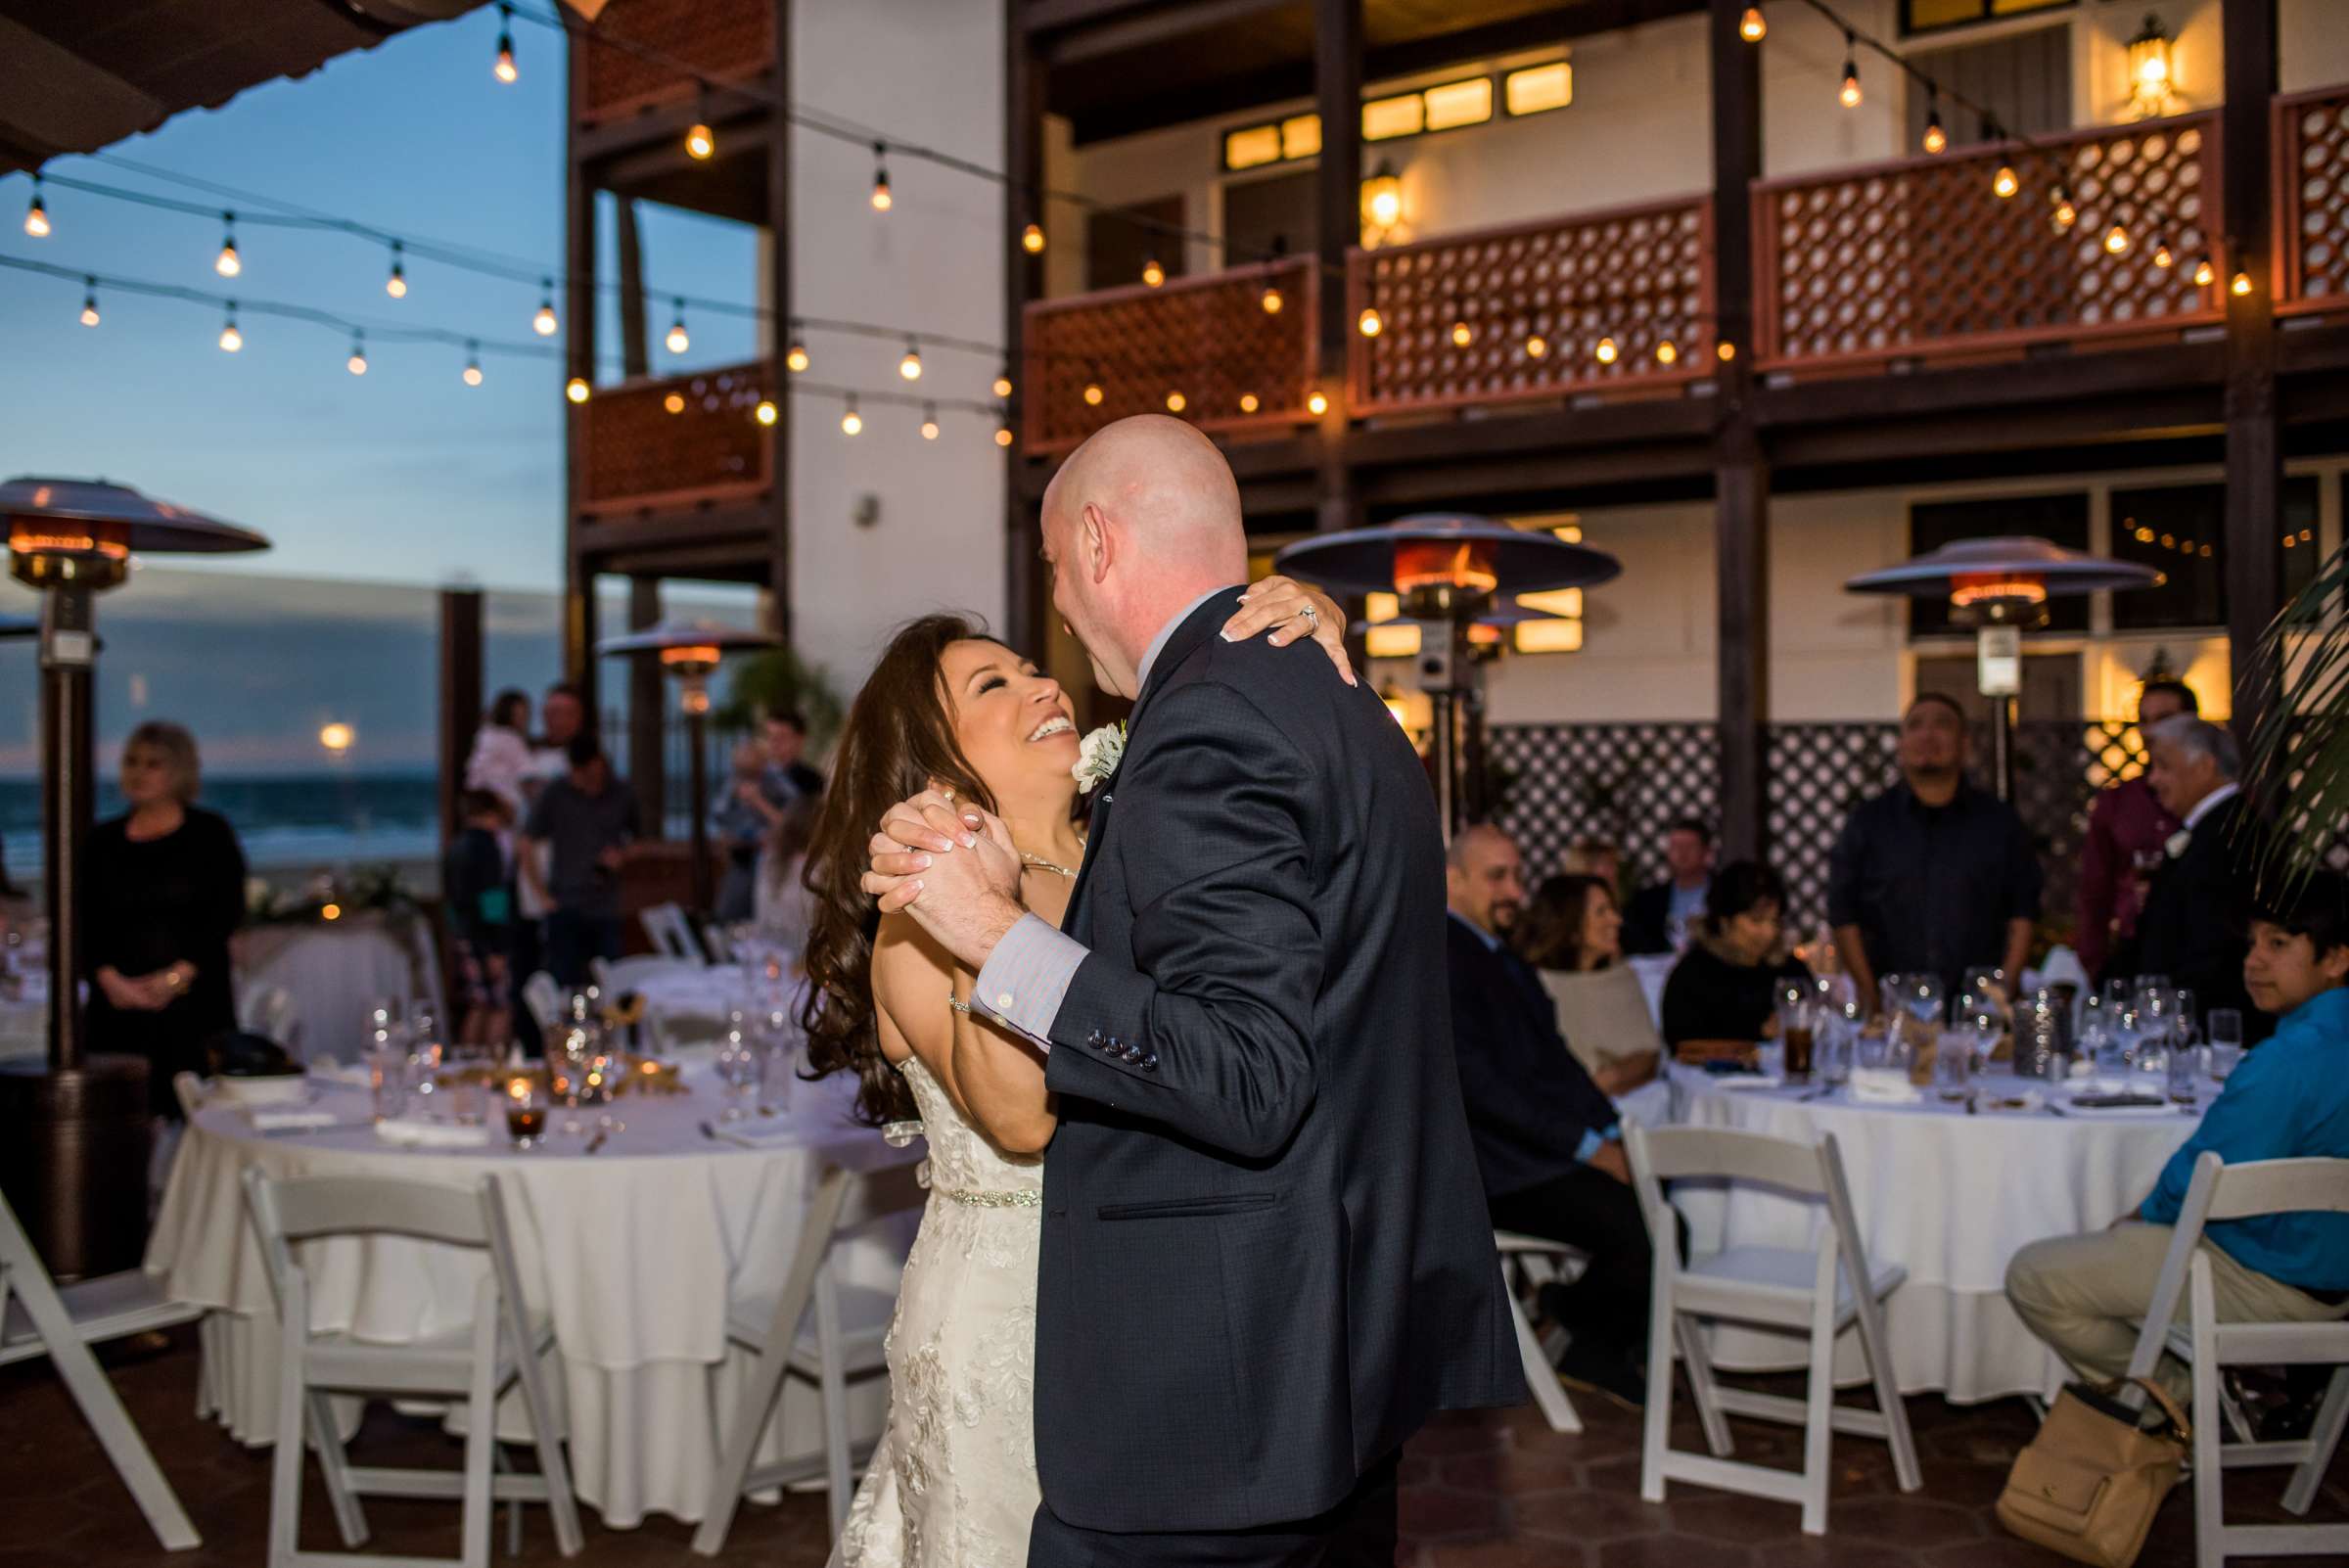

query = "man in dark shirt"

[
  {"left": 1623, "top": 816, "right": 1714, "bottom": 955},
  {"left": 1447, "top": 824, "right": 1664, "bottom": 1408},
  {"left": 1828, "top": 693, "right": 2042, "bottom": 1012},
  {"left": 521, "top": 735, "right": 641, "bottom": 987}
]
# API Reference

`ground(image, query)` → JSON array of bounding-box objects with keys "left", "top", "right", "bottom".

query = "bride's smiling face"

[{"left": 938, "top": 638, "right": 1079, "bottom": 798}]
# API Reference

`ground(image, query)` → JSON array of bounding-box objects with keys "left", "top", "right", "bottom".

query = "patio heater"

[
  {"left": 0, "top": 477, "right": 267, "bottom": 1277},
  {"left": 1845, "top": 536, "right": 2156, "bottom": 802},
  {"left": 1279, "top": 515, "right": 1618, "bottom": 834},
  {"left": 596, "top": 619, "right": 777, "bottom": 913}
]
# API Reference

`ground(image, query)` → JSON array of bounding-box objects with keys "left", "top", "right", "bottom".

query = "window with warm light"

[
  {"left": 1222, "top": 123, "right": 1283, "bottom": 171},
  {"left": 1362, "top": 92, "right": 1425, "bottom": 142},
  {"left": 1422, "top": 77, "right": 1494, "bottom": 132},
  {"left": 1280, "top": 114, "right": 1321, "bottom": 160},
  {"left": 1901, "top": 0, "right": 2072, "bottom": 36},
  {"left": 1513, "top": 620, "right": 1585, "bottom": 655},
  {"left": 1503, "top": 61, "right": 1572, "bottom": 117}
]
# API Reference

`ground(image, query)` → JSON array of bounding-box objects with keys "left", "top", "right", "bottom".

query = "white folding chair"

[
  {"left": 692, "top": 1157, "right": 925, "bottom": 1556},
  {"left": 171, "top": 1069, "right": 207, "bottom": 1120},
  {"left": 239, "top": 983, "right": 300, "bottom": 1047},
  {"left": 0, "top": 1187, "right": 204, "bottom": 1549},
  {"left": 639, "top": 902, "right": 705, "bottom": 964},
  {"left": 2121, "top": 1150, "right": 2349, "bottom": 1566},
  {"left": 1495, "top": 1230, "right": 1584, "bottom": 1434},
  {"left": 589, "top": 953, "right": 699, "bottom": 993},
  {"left": 1626, "top": 1121, "right": 1920, "bottom": 1536},
  {"left": 520, "top": 971, "right": 564, "bottom": 1042},
  {"left": 242, "top": 1167, "right": 583, "bottom": 1567}
]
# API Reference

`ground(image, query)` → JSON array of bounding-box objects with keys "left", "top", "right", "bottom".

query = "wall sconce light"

[
  {"left": 2127, "top": 13, "right": 2174, "bottom": 118},
  {"left": 1359, "top": 161, "right": 1403, "bottom": 248}
]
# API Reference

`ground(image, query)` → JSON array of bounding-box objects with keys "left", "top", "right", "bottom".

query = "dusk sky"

[{"left": 0, "top": 5, "right": 760, "bottom": 593}]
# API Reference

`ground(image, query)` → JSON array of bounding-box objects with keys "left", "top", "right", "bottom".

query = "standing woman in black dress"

[{"left": 83, "top": 720, "right": 247, "bottom": 1117}]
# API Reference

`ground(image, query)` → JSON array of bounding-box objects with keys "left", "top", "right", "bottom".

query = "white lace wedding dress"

[{"left": 831, "top": 1053, "right": 1043, "bottom": 1568}]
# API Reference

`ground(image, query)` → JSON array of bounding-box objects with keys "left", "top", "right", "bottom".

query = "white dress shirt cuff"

[{"left": 971, "top": 912, "right": 1088, "bottom": 1051}]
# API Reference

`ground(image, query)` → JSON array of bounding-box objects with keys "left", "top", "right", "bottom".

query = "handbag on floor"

[{"left": 1996, "top": 1376, "right": 2188, "bottom": 1568}]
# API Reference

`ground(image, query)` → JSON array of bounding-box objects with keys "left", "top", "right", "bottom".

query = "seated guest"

[
  {"left": 2113, "top": 714, "right": 2264, "bottom": 1038},
  {"left": 1661, "top": 860, "right": 1813, "bottom": 1061},
  {"left": 2075, "top": 678, "right": 2195, "bottom": 981},
  {"left": 1447, "top": 824, "right": 1664, "bottom": 1407},
  {"left": 1623, "top": 816, "right": 1714, "bottom": 955},
  {"left": 1561, "top": 836, "right": 1624, "bottom": 892},
  {"left": 1516, "top": 873, "right": 1663, "bottom": 1094},
  {"left": 2005, "top": 875, "right": 2349, "bottom": 1406},
  {"left": 1829, "top": 692, "right": 2041, "bottom": 1010}
]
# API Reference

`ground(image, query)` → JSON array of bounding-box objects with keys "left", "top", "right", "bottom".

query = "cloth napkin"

[
  {"left": 374, "top": 1118, "right": 493, "bottom": 1149},
  {"left": 1712, "top": 1074, "right": 1784, "bottom": 1091},
  {"left": 307, "top": 1059, "right": 372, "bottom": 1089},
  {"left": 249, "top": 1106, "right": 340, "bottom": 1131},
  {"left": 710, "top": 1117, "right": 806, "bottom": 1149},
  {"left": 1848, "top": 1068, "right": 1923, "bottom": 1105}
]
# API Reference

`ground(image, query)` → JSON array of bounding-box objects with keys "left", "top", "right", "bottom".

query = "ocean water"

[{"left": 0, "top": 773, "right": 442, "bottom": 880}]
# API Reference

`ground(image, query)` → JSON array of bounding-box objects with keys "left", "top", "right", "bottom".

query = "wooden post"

[
  {"left": 2221, "top": 0, "right": 2280, "bottom": 743},
  {"left": 563, "top": 24, "right": 600, "bottom": 714},
  {"left": 626, "top": 577, "right": 667, "bottom": 837},
  {"left": 1711, "top": 0, "right": 1769, "bottom": 862},
  {"left": 765, "top": 0, "right": 795, "bottom": 646},
  {"left": 617, "top": 198, "right": 649, "bottom": 381},
  {"left": 1004, "top": 1, "right": 1047, "bottom": 654},
  {"left": 1312, "top": 0, "right": 1363, "bottom": 534},
  {"left": 437, "top": 586, "right": 484, "bottom": 849}
]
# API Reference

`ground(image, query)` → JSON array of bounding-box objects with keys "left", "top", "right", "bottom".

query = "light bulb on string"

[
  {"left": 786, "top": 329, "right": 809, "bottom": 374},
  {"left": 2192, "top": 256, "right": 2214, "bottom": 287},
  {"left": 841, "top": 397, "right": 862, "bottom": 436},
  {"left": 2104, "top": 224, "right": 2130, "bottom": 255},
  {"left": 1839, "top": 35, "right": 1861, "bottom": 109},
  {"left": 1021, "top": 221, "right": 1045, "bottom": 254},
  {"left": 463, "top": 342, "right": 484, "bottom": 386},
  {"left": 1261, "top": 283, "right": 1283, "bottom": 314},
  {"left": 1358, "top": 307, "right": 1383, "bottom": 338},
  {"left": 385, "top": 240, "right": 407, "bottom": 298},
  {"left": 1922, "top": 103, "right": 1948, "bottom": 156},
  {"left": 992, "top": 367, "right": 1013, "bottom": 398},
  {"left": 2232, "top": 270, "right": 2253, "bottom": 297},
  {"left": 919, "top": 403, "right": 940, "bottom": 440},
  {"left": 686, "top": 92, "right": 714, "bottom": 161},
  {"left": 666, "top": 299, "right": 690, "bottom": 354},
  {"left": 215, "top": 212, "right": 241, "bottom": 277},
  {"left": 1307, "top": 390, "right": 1329, "bottom": 416},
  {"left": 1655, "top": 340, "right": 1678, "bottom": 365},
  {"left": 346, "top": 334, "right": 368, "bottom": 377},
  {"left": 869, "top": 144, "right": 892, "bottom": 211},
  {"left": 755, "top": 399, "right": 778, "bottom": 426},
  {"left": 663, "top": 392, "right": 685, "bottom": 413},
  {"left": 1739, "top": 7, "right": 1765, "bottom": 43},
  {"left": 1165, "top": 391, "right": 1186, "bottom": 413},
  {"left": 1525, "top": 333, "right": 1548, "bottom": 359},
  {"left": 1082, "top": 375, "right": 1104, "bottom": 405},
  {"left": 23, "top": 177, "right": 48, "bottom": 238},
  {"left": 2050, "top": 185, "right": 2077, "bottom": 231},
  {"left": 532, "top": 279, "right": 558, "bottom": 337},
  {"left": 1717, "top": 340, "right": 1736, "bottom": 362},
  {"left": 1594, "top": 337, "right": 1619, "bottom": 365},
  {"left": 1451, "top": 319, "right": 1473, "bottom": 346},
  {"left": 1238, "top": 392, "right": 1260, "bottom": 413},
  {"left": 218, "top": 305, "right": 242, "bottom": 353},
  {"left": 2152, "top": 239, "right": 2174, "bottom": 268},
  {"left": 994, "top": 422, "right": 1014, "bottom": 447},
  {"left": 566, "top": 376, "right": 591, "bottom": 403},
  {"left": 78, "top": 279, "right": 99, "bottom": 327},
  {"left": 898, "top": 342, "right": 923, "bottom": 381},
  {"left": 1993, "top": 163, "right": 2019, "bottom": 199},
  {"left": 493, "top": 5, "right": 518, "bottom": 82},
  {"left": 1141, "top": 257, "right": 1165, "bottom": 288}
]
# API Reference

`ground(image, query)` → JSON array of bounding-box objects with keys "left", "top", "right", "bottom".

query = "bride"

[{"left": 801, "top": 579, "right": 1351, "bottom": 1567}]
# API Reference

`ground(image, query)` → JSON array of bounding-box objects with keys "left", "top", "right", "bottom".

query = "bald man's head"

[
  {"left": 1447, "top": 823, "right": 1526, "bottom": 938},
  {"left": 1039, "top": 416, "right": 1251, "bottom": 699}
]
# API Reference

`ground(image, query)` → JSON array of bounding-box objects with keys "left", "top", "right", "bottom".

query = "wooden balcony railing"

[
  {"left": 2277, "top": 83, "right": 2349, "bottom": 316},
  {"left": 578, "top": 361, "right": 771, "bottom": 518},
  {"left": 577, "top": 0, "right": 772, "bottom": 123},
  {"left": 1349, "top": 197, "right": 1715, "bottom": 413},
  {"left": 1021, "top": 258, "right": 1317, "bottom": 454},
  {"left": 1755, "top": 111, "right": 2224, "bottom": 372}
]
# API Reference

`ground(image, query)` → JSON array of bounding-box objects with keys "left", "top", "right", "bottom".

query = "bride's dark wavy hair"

[{"left": 801, "top": 614, "right": 1018, "bottom": 1126}]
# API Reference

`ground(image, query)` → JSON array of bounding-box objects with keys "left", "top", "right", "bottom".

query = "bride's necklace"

[{"left": 1019, "top": 851, "right": 1079, "bottom": 879}]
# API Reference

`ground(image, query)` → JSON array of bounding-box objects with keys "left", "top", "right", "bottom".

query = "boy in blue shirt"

[{"left": 2006, "top": 874, "right": 2349, "bottom": 1404}]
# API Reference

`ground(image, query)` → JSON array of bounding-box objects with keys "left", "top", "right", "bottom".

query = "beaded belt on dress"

[{"left": 933, "top": 1186, "right": 1042, "bottom": 1208}]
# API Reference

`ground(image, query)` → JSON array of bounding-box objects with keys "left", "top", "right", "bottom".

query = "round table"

[
  {"left": 1666, "top": 1062, "right": 2199, "bottom": 1403},
  {"left": 144, "top": 1059, "right": 906, "bottom": 1527}
]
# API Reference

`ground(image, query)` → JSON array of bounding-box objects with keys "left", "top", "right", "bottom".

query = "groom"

[{"left": 865, "top": 414, "right": 1523, "bottom": 1565}]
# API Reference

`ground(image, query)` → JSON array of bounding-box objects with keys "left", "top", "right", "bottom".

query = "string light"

[
  {"left": 385, "top": 240, "right": 407, "bottom": 298},
  {"left": 919, "top": 402, "right": 939, "bottom": 439},
  {"left": 463, "top": 342, "right": 484, "bottom": 385},
  {"left": 1238, "top": 392, "right": 1260, "bottom": 413},
  {"left": 2103, "top": 224, "right": 2130, "bottom": 255},
  {"left": 346, "top": 333, "right": 368, "bottom": 376},
  {"left": 1021, "top": 222, "right": 1045, "bottom": 254},
  {"left": 1141, "top": 257, "right": 1165, "bottom": 288},
  {"left": 1594, "top": 337, "right": 1619, "bottom": 365},
  {"left": 24, "top": 177, "right": 48, "bottom": 238},
  {"left": 786, "top": 330, "right": 809, "bottom": 373},
  {"left": 2232, "top": 270, "right": 2253, "bottom": 297},
  {"left": 566, "top": 375, "right": 590, "bottom": 403},
  {"left": 992, "top": 367, "right": 1013, "bottom": 398},
  {"left": 686, "top": 93, "right": 715, "bottom": 161},
  {"left": 841, "top": 396, "right": 862, "bottom": 435},
  {"left": 2050, "top": 184, "right": 2077, "bottom": 231},
  {"left": 1922, "top": 103, "right": 1948, "bottom": 156},
  {"left": 218, "top": 304, "right": 242, "bottom": 353},
  {"left": 2192, "top": 256, "right": 2215, "bottom": 287},
  {"left": 1082, "top": 379, "right": 1104, "bottom": 405},
  {"left": 898, "top": 341, "right": 923, "bottom": 381},
  {"left": 1655, "top": 340, "right": 1678, "bottom": 365},
  {"left": 994, "top": 421, "right": 1013, "bottom": 447},
  {"left": 869, "top": 144, "right": 892, "bottom": 211},
  {"left": 78, "top": 278, "right": 99, "bottom": 327},
  {"left": 1451, "top": 319, "right": 1473, "bottom": 346},
  {"left": 755, "top": 398, "right": 778, "bottom": 425},
  {"left": 532, "top": 280, "right": 558, "bottom": 336},
  {"left": 1261, "top": 284, "right": 1282, "bottom": 314},
  {"left": 2152, "top": 239, "right": 2174, "bottom": 269},
  {"left": 1739, "top": 6, "right": 1766, "bottom": 42},
  {"left": 1525, "top": 333, "right": 1548, "bottom": 358},
  {"left": 662, "top": 299, "right": 690, "bottom": 354},
  {"left": 492, "top": 5, "right": 518, "bottom": 83},
  {"left": 1165, "top": 391, "right": 1186, "bottom": 412},
  {"left": 215, "top": 212, "right": 241, "bottom": 277},
  {"left": 1839, "top": 34, "right": 1862, "bottom": 110},
  {"left": 1994, "top": 163, "right": 2019, "bottom": 199},
  {"left": 1358, "top": 307, "right": 1383, "bottom": 338},
  {"left": 1307, "top": 390, "right": 1329, "bottom": 415},
  {"left": 1717, "top": 340, "right": 1736, "bottom": 362}
]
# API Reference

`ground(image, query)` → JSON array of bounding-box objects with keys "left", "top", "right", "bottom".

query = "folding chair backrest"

[
  {"left": 254, "top": 1172, "right": 491, "bottom": 1249},
  {"left": 1631, "top": 1123, "right": 1830, "bottom": 1196},
  {"left": 522, "top": 971, "right": 564, "bottom": 1036},
  {"left": 2206, "top": 1156, "right": 2349, "bottom": 1223},
  {"left": 171, "top": 1071, "right": 206, "bottom": 1120},
  {"left": 596, "top": 954, "right": 695, "bottom": 992}
]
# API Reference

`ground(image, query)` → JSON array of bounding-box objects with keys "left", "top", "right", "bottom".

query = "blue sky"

[{"left": 0, "top": 7, "right": 760, "bottom": 592}]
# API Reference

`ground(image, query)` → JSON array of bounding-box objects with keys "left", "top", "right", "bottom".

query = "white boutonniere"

[
  {"left": 1074, "top": 721, "right": 1127, "bottom": 795},
  {"left": 2165, "top": 829, "right": 2192, "bottom": 859}
]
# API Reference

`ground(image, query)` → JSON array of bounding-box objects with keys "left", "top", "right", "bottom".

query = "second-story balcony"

[
  {"left": 2278, "top": 82, "right": 2349, "bottom": 318},
  {"left": 576, "top": 0, "right": 774, "bottom": 125},
  {"left": 576, "top": 360, "right": 772, "bottom": 524}
]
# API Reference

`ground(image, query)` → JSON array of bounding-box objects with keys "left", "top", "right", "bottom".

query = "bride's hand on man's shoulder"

[{"left": 1220, "top": 576, "right": 1357, "bottom": 687}]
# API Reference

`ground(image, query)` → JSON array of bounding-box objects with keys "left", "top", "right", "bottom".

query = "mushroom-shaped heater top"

[
  {"left": 0, "top": 476, "right": 269, "bottom": 590},
  {"left": 598, "top": 619, "right": 777, "bottom": 713},
  {"left": 1844, "top": 535, "right": 2157, "bottom": 627},
  {"left": 1277, "top": 513, "right": 1620, "bottom": 619}
]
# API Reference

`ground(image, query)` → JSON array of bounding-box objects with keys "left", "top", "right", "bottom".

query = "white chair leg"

[
  {"left": 493, "top": 1445, "right": 524, "bottom": 1557},
  {"left": 2190, "top": 1268, "right": 2225, "bottom": 1568},
  {"left": 1799, "top": 1291, "right": 1837, "bottom": 1537},
  {"left": 1507, "top": 1282, "right": 1582, "bottom": 1435},
  {"left": 511, "top": 1332, "right": 582, "bottom": 1556},
  {"left": 692, "top": 1342, "right": 793, "bottom": 1557},
  {"left": 2283, "top": 1364, "right": 2349, "bottom": 1516},
  {"left": 1852, "top": 1292, "right": 1920, "bottom": 1493},
  {"left": 815, "top": 1280, "right": 853, "bottom": 1541},
  {"left": 305, "top": 1390, "right": 368, "bottom": 1546},
  {"left": 457, "top": 1352, "right": 499, "bottom": 1568},
  {"left": 1675, "top": 1313, "right": 1734, "bottom": 1458},
  {"left": 1639, "top": 1257, "right": 1676, "bottom": 1505},
  {"left": 267, "top": 1346, "right": 308, "bottom": 1568}
]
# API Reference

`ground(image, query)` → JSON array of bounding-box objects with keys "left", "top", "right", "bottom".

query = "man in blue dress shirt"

[{"left": 2005, "top": 874, "right": 2349, "bottom": 1403}]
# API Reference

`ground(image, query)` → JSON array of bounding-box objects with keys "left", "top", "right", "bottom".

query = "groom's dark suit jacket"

[{"left": 1034, "top": 592, "right": 1523, "bottom": 1535}]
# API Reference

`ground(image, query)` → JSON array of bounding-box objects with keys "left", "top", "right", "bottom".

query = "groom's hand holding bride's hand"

[{"left": 861, "top": 790, "right": 1029, "bottom": 970}]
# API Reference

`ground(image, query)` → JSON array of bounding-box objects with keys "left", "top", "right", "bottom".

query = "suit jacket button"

[
  {"left": 1141, "top": 1053, "right": 1159, "bottom": 1071},
  {"left": 1086, "top": 1030, "right": 1103, "bottom": 1046},
  {"left": 1123, "top": 1046, "right": 1143, "bottom": 1063}
]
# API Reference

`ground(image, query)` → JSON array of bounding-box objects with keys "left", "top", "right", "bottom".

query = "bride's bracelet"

[{"left": 946, "top": 992, "right": 974, "bottom": 1016}]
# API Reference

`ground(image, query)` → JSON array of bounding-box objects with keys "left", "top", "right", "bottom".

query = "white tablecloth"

[
  {"left": 145, "top": 1061, "right": 907, "bottom": 1527},
  {"left": 1667, "top": 1063, "right": 2198, "bottom": 1403},
  {"left": 234, "top": 914, "right": 441, "bottom": 1061}
]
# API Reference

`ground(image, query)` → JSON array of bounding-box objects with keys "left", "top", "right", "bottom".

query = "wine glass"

[
  {"left": 2170, "top": 988, "right": 2199, "bottom": 1048},
  {"left": 1906, "top": 974, "right": 1947, "bottom": 1029},
  {"left": 2207, "top": 1009, "right": 2245, "bottom": 1081}
]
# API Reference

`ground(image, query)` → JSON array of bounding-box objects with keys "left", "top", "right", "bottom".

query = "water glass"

[
  {"left": 2166, "top": 1048, "right": 2202, "bottom": 1108},
  {"left": 2171, "top": 988, "right": 2199, "bottom": 1047},
  {"left": 365, "top": 995, "right": 406, "bottom": 1056},
  {"left": 2207, "top": 1009, "right": 2245, "bottom": 1081},
  {"left": 365, "top": 1047, "right": 406, "bottom": 1121},
  {"left": 1906, "top": 974, "right": 1947, "bottom": 1029},
  {"left": 1934, "top": 1032, "right": 1974, "bottom": 1100},
  {"left": 1776, "top": 996, "right": 1818, "bottom": 1081}
]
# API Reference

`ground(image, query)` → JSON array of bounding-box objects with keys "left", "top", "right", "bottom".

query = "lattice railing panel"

[
  {"left": 1486, "top": 723, "right": 1721, "bottom": 891},
  {"left": 2278, "top": 84, "right": 2349, "bottom": 314},
  {"left": 580, "top": 361, "right": 770, "bottom": 513},
  {"left": 1021, "top": 260, "right": 1315, "bottom": 455},
  {"left": 1349, "top": 199, "right": 1713, "bottom": 414},
  {"left": 578, "top": 0, "right": 772, "bottom": 121},
  {"left": 1757, "top": 114, "right": 2222, "bottom": 371},
  {"left": 1763, "top": 724, "right": 1905, "bottom": 925}
]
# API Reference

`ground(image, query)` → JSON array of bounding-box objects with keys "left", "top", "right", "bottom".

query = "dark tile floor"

[{"left": 2, "top": 1328, "right": 2342, "bottom": 1566}]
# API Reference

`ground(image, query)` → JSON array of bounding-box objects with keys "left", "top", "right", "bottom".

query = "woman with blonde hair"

[{"left": 83, "top": 720, "right": 248, "bottom": 1117}]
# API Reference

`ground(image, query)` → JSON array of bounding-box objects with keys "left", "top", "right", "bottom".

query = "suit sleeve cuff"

[{"left": 971, "top": 912, "right": 1089, "bottom": 1052}]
